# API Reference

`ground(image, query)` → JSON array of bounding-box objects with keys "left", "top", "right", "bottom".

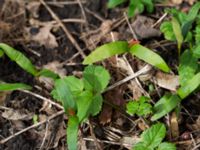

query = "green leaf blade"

[
  {"left": 0, "top": 83, "right": 32, "bottom": 91},
  {"left": 83, "top": 41, "right": 129, "bottom": 65},
  {"left": 0, "top": 43, "right": 38, "bottom": 76},
  {"left": 129, "top": 44, "right": 170, "bottom": 72},
  {"left": 108, "top": 0, "right": 126, "bottom": 8},
  {"left": 151, "top": 94, "right": 181, "bottom": 121},
  {"left": 158, "top": 142, "right": 176, "bottom": 150},
  {"left": 67, "top": 116, "right": 79, "bottom": 150}
]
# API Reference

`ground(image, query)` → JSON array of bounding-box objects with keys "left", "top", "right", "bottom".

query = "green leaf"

[
  {"left": 0, "top": 43, "right": 38, "bottom": 76},
  {"left": 76, "top": 91, "right": 93, "bottom": 122},
  {"left": 193, "top": 45, "right": 200, "bottom": 58},
  {"left": 133, "top": 142, "right": 152, "bottom": 150},
  {"left": 126, "top": 101, "right": 139, "bottom": 115},
  {"left": 137, "top": 103, "right": 152, "bottom": 116},
  {"left": 195, "top": 24, "right": 200, "bottom": 45},
  {"left": 151, "top": 94, "right": 181, "bottom": 121},
  {"left": 0, "top": 49, "right": 4, "bottom": 57},
  {"left": 160, "top": 21, "right": 176, "bottom": 41},
  {"left": 141, "top": 123, "right": 166, "bottom": 149},
  {"left": 182, "top": 2, "right": 200, "bottom": 37},
  {"left": 83, "top": 41, "right": 129, "bottom": 65},
  {"left": 177, "top": 72, "right": 200, "bottom": 99},
  {"left": 141, "top": 0, "right": 154, "bottom": 13},
  {"left": 178, "top": 50, "right": 198, "bottom": 86},
  {"left": 83, "top": 65, "right": 110, "bottom": 93},
  {"left": 51, "top": 78, "right": 76, "bottom": 112},
  {"left": 63, "top": 76, "right": 84, "bottom": 95},
  {"left": 88, "top": 94, "right": 103, "bottom": 116},
  {"left": 67, "top": 116, "right": 79, "bottom": 150},
  {"left": 171, "top": 17, "right": 183, "bottom": 54},
  {"left": 128, "top": 0, "right": 144, "bottom": 17},
  {"left": 108, "top": 0, "right": 126, "bottom": 8},
  {"left": 36, "top": 69, "right": 59, "bottom": 80},
  {"left": 0, "top": 83, "right": 32, "bottom": 91},
  {"left": 129, "top": 44, "right": 170, "bottom": 72},
  {"left": 157, "top": 142, "right": 176, "bottom": 150}
]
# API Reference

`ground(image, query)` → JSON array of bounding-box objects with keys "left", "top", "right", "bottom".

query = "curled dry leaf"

[
  {"left": 28, "top": 24, "right": 58, "bottom": 49},
  {"left": 2, "top": 109, "right": 34, "bottom": 121},
  {"left": 170, "top": 111, "right": 179, "bottom": 138},
  {"left": 131, "top": 15, "right": 161, "bottom": 40},
  {"left": 154, "top": 71, "right": 179, "bottom": 91}
]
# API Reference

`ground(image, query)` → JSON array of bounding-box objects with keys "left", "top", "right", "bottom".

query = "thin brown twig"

[
  {"left": 40, "top": 0, "right": 86, "bottom": 58},
  {"left": 0, "top": 110, "right": 64, "bottom": 144}
]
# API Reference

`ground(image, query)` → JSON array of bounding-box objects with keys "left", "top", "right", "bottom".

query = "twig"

[
  {"left": 77, "top": 0, "right": 87, "bottom": 23},
  {"left": 124, "top": 12, "right": 138, "bottom": 40},
  {"left": 40, "top": 0, "right": 86, "bottom": 58},
  {"left": 0, "top": 110, "right": 64, "bottom": 144},
  {"left": 46, "top": 1, "right": 86, "bottom": 5},
  {"left": 192, "top": 143, "right": 200, "bottom": 150},
  {"left": 104, "top": 65, "right": 152, "bottom": 92},
  {"left": 151, "top": 12, "right": 168, "bottom": 28},
  {"left": 20, "top": 90, "right": 64, "bottom": 110},
  {"left": 39, "top": 119, "right": 49, "bottom": 150}
]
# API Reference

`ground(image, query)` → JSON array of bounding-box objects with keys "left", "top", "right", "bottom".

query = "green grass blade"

[
  {"left": 0, "top": 43, "right": 38, "bottom": 76},
  {"left": 171, "top": 17, "right": 183, "bottom": 55},
  {"left": 36, "top": 69, "right": 59, "bottom": 80},
  {"left": 67, "top": 116, "right": 79, "bottom": 150},
  {"left": 108, "top": 0, "right": 126, "bottom": 8},
  {"left": 83, "top": 41, "right": 129, "bottom": 65},
  {"left": 177, "top": 72, "right": 200, "bottom": 99},
  {"left": 0, "top": 49, "right": 4, "bottom": 57},
  {"left": 151, "top": 94, "right": 181, "bottom": 121},
  {"left": 129, "top": 44, "right": 170, "bottom": 72},
  {"left": 0, "top": 83, "right": 32, "bottom": 91}
]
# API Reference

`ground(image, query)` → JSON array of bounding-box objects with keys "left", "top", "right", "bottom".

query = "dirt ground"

[{"left": 0, "top": 0, "right": 200, "bottom": 150}]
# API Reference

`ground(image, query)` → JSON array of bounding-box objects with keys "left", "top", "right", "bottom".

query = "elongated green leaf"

[
  {"left": 67, "top": 116, "right": 79, "bottom": 150},
  {"left": 182, "top": 2, "right": 200, "bottom": 37},
  {"left": 0, "top": 43, "right": 38, "bottom": 76},
  {"left": 36, "top": 69, "right": 59, "bottom": 80},
  {"left": 178, "top": 50, "right": 198, "bottom": 86},
  {"left": 129, "top": 44, "right": 170, "bottom": 72},
  {"left": 108, "top": 0, "right": 126, "bottom": 8},
  {"left": 51, "top": 78, "right": 76, "bottom": 112},
  {"left": 83, "top": 65, "right": 110, "bottom": 93},
  {"left": 158, "top": 142, "right": 176, "bottom": 150},
  {"left": 88, "top": 94, "right": 103, "bottom": 116},
  {"left": 172, "top": 17, "right": 183, "bottom": 54},
  {"left": 83, "top": 41, "right": 129, "bottom": 64},
  {"left": 76, "top": 91, "right": 93, "bottom": 122},
  {"left": 0, "top": 83, "right": 32, "bottom": 91},
  {"left": 63, "top": 76, "right": 84, "bottom": 95},
  {"left": 151, "top": 94, "right": 181, "bottom": 121},
  {"left": 177, "top": 72, "right": 200, "bottom": 99},
  {"left": 141, "top": 123, "right": 166, "bottom": 149}
]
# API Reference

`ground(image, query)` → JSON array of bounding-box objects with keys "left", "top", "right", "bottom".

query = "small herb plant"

[
  {"left": 108, "top": 0, "right": 154, "bottom": 17},
  {"left": 51, "top": 65, "right": 110, "bottom": 150},
  {"left": 133, "top": 123, "right": 176, "bottom": 150},
  {"left": 126, "top": 96, "right": 152, "bottom": 117}
]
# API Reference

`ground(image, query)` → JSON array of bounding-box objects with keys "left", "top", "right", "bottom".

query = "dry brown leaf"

[
  {"left": 154, "top": 71, "right": 179, "bottom": 91},
  {"left": 2, "top": 109, "right": 34, "bottom": 121},
  {"left": 29, "top": 25, "right": 58, "bottom": 49},
  {"left": 131, "top": 15, "right": 161, "bottom": 40},
  {"left": 26, "top": 1, "right": 41, "bottom": 18},
  {"left": 171, "top": 0, "right": 183, "bottom": 4}
]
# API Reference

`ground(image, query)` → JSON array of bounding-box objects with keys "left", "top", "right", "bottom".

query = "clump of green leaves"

[
  {"left": 51, "top": 65, "right": 110, "bottom": 150},
  {"left": 134, "top": 123, "right": 176, "bottom": 150},
  {"left": 108, "top": 0, "right": 154, "bottom": 17},
  {"left": 126, "top": 96, "right": 152, "bottom": 117}
]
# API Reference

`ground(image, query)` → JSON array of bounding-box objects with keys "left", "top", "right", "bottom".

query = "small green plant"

[
  {"left": 126, "top": 96, "right": 152, "bottom": 117},
  {"left": 51, "top": 65, "right": 110, "bottom": 150},
  {"left": 133, "top": 123, "right": 176, "bottom": 150},
  {"left": 108, "top": 0, "right": 154, "bottom": 17}
]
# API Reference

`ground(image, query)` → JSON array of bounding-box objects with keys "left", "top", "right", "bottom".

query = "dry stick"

[
  {"left": 77, "top": 0, "right": 87, "bottom": 23},
  {"left": 0, "top": 110, "right": 64, "bottom": 144},
  {"left": 46, "top": 1, "right": 86, "bottom": 5},
  {"left": 40, "top": 0, "right": 86, "bottom": 58},
  {"left": 104, "top": 65, "right": 152, "bottom": 92},
  {"left": 151, "top": 12, "right": 168, "bottom": 28},
  {"left": 39, "top": 120, "right": 50, "bottom": 150}
]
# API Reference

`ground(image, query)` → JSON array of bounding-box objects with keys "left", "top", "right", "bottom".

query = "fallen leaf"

[
  {"left": 29, "top": 25, "right": 58, "bottom": 49},
  {"left": 154, "top": 71, "right": 179, "bottom": 91},
  {"left": 170, "top": 111, "right": 179, "bottom": 138},
  {"left": 131, "top": 15, "right": 161, "bottom": 39},
  {"left": 171, "top": 0, "right": 183, "bottom": 5},
  {"left": 26, "top": 1, "right": 41, "bottom": 18}
]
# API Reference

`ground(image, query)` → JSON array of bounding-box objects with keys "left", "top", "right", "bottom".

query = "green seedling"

[
  {"left": 133, "top": 123, "right": 176, "bottom": 150},
  {"left": 126, "top": 96, "right": 152, "bottom": 117},
  {"left": 108, "top": 0, "right": 154, "bottom": 17},
  {"left": 51, "top": 65, "right": 110, "bottom": 150}
]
